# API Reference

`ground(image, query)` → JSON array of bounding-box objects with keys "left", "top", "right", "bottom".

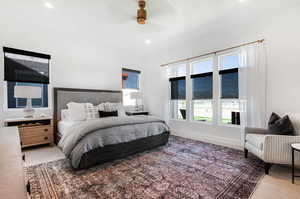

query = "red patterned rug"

[{"left": 25, "top": 136, "right": 264, "bottom": 199}]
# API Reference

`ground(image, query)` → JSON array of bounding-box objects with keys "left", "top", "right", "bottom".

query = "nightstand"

[
  {"left": 126, "top": 111, "right": 149, "bottom": 116},
  {"left": 4, "top": 117, "right": 54, "bottom": 148}
]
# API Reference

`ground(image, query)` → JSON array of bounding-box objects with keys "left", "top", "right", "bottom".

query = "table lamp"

[
  {"left": 130, "top": 92, "right": 143, "bottom": 111},
  {"left": 14, "top": 85, "right": 42, "bottom": 118}
]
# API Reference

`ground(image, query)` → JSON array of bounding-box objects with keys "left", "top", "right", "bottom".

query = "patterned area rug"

[{"left": 25, "top": 136, "right": 264, "bottom": 199}]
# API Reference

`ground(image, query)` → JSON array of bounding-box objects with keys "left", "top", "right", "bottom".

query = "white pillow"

[
  {"left": 67, "top": 102, "right": 86, "bottom": 121},
  {"left": 61, "top": 109, "right": 70, "bottom": 121}
]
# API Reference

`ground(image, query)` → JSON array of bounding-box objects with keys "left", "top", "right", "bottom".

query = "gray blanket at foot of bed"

[{"left": 58, "top": 116, "right": 169, "bottom": 168}]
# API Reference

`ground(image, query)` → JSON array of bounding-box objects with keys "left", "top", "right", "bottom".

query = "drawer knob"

[
  {"left": 22, "top": 154, "right": 25, "bottom": 161},
  {"left": 44, "top": 128, "right": 48, "bottom": 132},
  {"left": 44, "top": 137, "right": 48, "bottom": 140}
]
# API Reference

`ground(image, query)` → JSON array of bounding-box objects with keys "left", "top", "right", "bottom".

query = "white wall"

[
  {"left": 1, "top": 1, "right": 300, "bottom": 149},
  {"left": 142, "top": 4, "right": 300, "bottom": 148},
  {"left": 0, "top": 31, "right": 147, "bottom": 126}
]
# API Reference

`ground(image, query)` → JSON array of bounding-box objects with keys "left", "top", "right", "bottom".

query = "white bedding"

[{"left": 58, "top": 120, "right": 80, "bottom": 136}]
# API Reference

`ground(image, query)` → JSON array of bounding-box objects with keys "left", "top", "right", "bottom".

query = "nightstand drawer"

[
  {"left": 19, "top": 125, "right": 53, "bottom": 137},
  {"left": 21, "top": 133, "right": 53, "bottom": 147}
]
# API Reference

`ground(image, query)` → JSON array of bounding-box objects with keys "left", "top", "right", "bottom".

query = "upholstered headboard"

[
  {"left": 53, "top": 87, "right": 122, "bottom": 122},
  {"left": 53, "top": 87, "right": 122, "bottom": 143}
]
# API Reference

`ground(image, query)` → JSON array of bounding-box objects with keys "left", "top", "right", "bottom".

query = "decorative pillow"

[
  {"left": 97, "top": 102, "right": 126, "bottom": 117},
  {"left": 83, "top": 103, "right": 99, "bottom": 120},
  {"left": 67, "top": 102, "right": 86, "bottom": 121},
  {"left": 117, "top": 104, "right": 126, "bottom": 117},
  {"left": 268, "top": 112, "right": 295, "bottom": 135},
  {"left": 99, "top": 111, "right": 118, "bottom": 118}
]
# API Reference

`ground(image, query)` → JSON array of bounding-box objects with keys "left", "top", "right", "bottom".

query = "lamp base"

[{"left": 24, "top": 108, "right": 35, "bottom": 118}]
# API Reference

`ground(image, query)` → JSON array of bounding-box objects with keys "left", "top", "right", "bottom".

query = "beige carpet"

[{"left": 23, "top": 144, "right": 300, "bottom": 199}]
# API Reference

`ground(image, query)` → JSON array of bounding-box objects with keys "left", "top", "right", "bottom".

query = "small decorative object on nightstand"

[
  {"left": 4, "top": 116, "right": 54, "bottom": 148},
  {"left": 291, "top": 143, "right": 300, "bottom": 184},
  {"left": 126, "top": 111, "right": 149, "bottom": 116}
]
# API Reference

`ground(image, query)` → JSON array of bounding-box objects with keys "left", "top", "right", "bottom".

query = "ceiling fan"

[
  {"left": 137, "top": 0, "right": 147, "bottom": 24},
  {"left": 108, "top": 0, "right": 175, "bottom": 31}
]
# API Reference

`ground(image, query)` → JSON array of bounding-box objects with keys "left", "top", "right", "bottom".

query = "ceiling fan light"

[{"left": 137, "top": 18, "right": 145, "bottom": 24}]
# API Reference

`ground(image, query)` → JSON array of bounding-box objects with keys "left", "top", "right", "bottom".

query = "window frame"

[
  {"left": 3, "top": 81, "right": 51, "bottom": 111},
  {"left": 190, "top": 57, "right": 214, "bottom": 123},
  {"left": 121, "top": 68, "right": 141, "bottom": 107},
  {"left": 167, "top": 50, "right": 242, "bottom": 128},
  {"left": 168, "top": 63, "right": 187, "bottom": 121},
  {"left": 217, "top": 50, "right": 241, "bottom": 127}
]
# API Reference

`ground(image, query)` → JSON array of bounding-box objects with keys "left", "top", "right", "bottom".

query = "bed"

[{"left": 53, "top": 87, "right": 170, "bottom": 169}]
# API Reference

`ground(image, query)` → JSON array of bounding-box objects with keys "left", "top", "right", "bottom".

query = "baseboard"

[{"left": 171, "top": 131, "right": 243, "bottom": 150}]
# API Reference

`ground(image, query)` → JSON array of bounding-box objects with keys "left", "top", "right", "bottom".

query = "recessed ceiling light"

[
  {"left": 44, "top": 2, "right": 54, "bottom": 9},
  {"left": 145, "top": 39, "right": 151, "bottom": 44}
]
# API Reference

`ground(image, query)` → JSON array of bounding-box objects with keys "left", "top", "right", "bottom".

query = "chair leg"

[
  {"left": 264, "top": 163, "right": 272, "bottom": 175},
  {"left": 244, "top": 148, "right": 248, "bottom": 158}
]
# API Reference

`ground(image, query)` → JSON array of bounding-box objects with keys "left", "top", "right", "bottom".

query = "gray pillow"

[{"left": 268, "top": 112, "right": 295, "bottom": 135}]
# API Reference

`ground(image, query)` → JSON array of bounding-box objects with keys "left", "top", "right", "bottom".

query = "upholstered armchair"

[{"left": 244, "top": 113, "right": 300, "bottom": 174}]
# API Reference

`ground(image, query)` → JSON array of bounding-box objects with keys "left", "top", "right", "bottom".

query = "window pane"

[
  {"left": 170, "top": 78, "right": 186, "bottom": 100},
  {"left": 219, "top": 54, "right": 239, "bottom": 70},
  {"left": 221, "top": 71, "right": 239, "bottom": 99},
  {"left": 7, "top": 81, "right": 48, "bottom": 108},
  {"left": 168, "top": 63, "right": 186, "bottom": 78},
  {"left": 171, "top": 100, "right": 186, "bottom": 120},
  {"left": 191, "top": 59, "right": 213, "bottom": 74},
  {"left": 221, "top": 100, "right": 240, "bottom": 125},
  {"left": 193, "top": 100, "right": 213, "bottom": 122},
  {"left": 122, "top": 89, "right": 137, "bottom": 106},
  {"left": 192, "top": 75, "right": 213, "bottom": 99},
  {"left": 122, "top": 69, "right": 140, "bottom": 89}
]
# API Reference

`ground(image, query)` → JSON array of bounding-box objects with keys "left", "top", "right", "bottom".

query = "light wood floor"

[{"left": 23, "top": 145, "right": 300, "bottom": 199}]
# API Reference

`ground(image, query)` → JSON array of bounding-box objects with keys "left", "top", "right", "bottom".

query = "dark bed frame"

[{"left": 53, "top": 87, "right": 170, "bottom": 169}]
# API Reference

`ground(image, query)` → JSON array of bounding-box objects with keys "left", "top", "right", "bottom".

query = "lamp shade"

[
  {"left": 130, "top": 92, "right": 142, "bottom": 99},
  {"left": 14, "top": 86, "right": 42, "bottom": 99}
]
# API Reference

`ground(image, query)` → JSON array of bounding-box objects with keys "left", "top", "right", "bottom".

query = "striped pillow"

[{"left": 84, "top": 103, "right": 99, "bottom": 120}]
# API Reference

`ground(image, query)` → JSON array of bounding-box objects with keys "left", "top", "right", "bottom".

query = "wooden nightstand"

[
  {"left": 126, "top": 111, "right": 149, "bottom": 116},
  {"left": 4, "top": 117, "right": 54, "bottom": 148}
]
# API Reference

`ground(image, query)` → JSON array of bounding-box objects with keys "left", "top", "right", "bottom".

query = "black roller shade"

[
  {"left": 219, "top": 68, "right": 239, "bottom": 99},
  {"left": 191, "top": 72, "right": 213, "bottom": 99},
  {"left": 169, "top": 76, "right": 186, "bottom": 100},
  {"left": 3, "top": 47, "right": 50, "bottom": 84}
]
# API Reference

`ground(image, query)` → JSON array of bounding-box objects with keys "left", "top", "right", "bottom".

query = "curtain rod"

[{"left": 160, "top": 39, "right": 265, "bottom": 67}]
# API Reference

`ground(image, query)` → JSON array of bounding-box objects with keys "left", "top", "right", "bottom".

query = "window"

[
  {"left": 219, "top": 53, "right": 240, "bottom": 125},
  {"left": 122, "top": 68, "right": 141, "bottom": 106},
  {"left": 169, "top": 64, "right": 186, "bottom": 120},
  {"left": 191, "top": 58, "right": 213, "bottom": 122},
  {"left": 7, "top": 81, "right": 48, "bottom": 109},
  {"left": 167, "top": 50, "right": 242, "bottom": 127}
]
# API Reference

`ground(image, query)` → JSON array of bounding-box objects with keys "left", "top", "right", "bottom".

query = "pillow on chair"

[{"left": 268, "top": 112, "right": 295, "bottom": 135}]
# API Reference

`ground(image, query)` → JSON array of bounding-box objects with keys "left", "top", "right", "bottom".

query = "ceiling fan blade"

[
  {"left": 147, "top": 0, "right": 176, "bottom": 19},
  {"left": 106, "top": 0, "right": 137, "bottom": 24}
]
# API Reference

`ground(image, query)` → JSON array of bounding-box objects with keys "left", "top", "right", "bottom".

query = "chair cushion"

[{"left": 246, "top": 134, "right": 266, "bottom": 150}]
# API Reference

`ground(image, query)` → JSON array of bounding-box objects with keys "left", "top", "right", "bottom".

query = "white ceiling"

[{"left": 0, "top": 0, "right": 299, "bottom": 57}]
